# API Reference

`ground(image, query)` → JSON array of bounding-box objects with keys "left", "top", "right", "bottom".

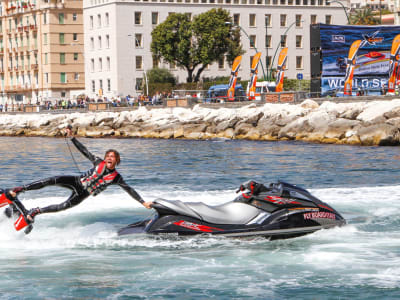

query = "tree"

[
  {"left": 147, "top": 67, "right": 176, "bottom": 85},
  {"left": 350, "top": 8, "right": 380, "bottom": 25},
  {"left": 151, "top": 9, "right": 243, "bottom": 83}
]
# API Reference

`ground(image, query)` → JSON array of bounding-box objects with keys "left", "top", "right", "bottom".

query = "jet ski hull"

[{"left": 118, "top": 206, "right": 345, "bottom": 240}]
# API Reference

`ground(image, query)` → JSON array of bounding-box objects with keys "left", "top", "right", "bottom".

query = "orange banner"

[
  {"left": 388, "top": 34, "right": 400, "bottom": 93},
  {"left": 343, "top": 40, "right": 362, "bottom": 96},
  {"left": 227, "top": 55, "right": 242, "bottom": 101},
  {"left": 275, "top": 47, "right": 288, "bottom": 93},
  {"left": 247, "top": 52, "right": 262, "bottom": 100}
]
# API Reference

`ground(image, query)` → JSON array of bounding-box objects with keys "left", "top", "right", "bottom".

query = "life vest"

[{"left": 80, "top": 161, "right": 118, "bottom": 196}]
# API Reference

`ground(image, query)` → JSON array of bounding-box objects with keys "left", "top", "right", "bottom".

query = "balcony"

[
  {"left": 0, "top": 68, "right": 4, "bottom": 73},
  {"left": 23, "top": 26, "right": 29, "bottom": 32},
  {"left": 8, "top": 67, "right": 12, "bottom": 71},
  {"left": 30, "top": 25, "right": 37, "bottom": 31},
  {"left": 31, "top": 64, "right": 38, "bottom": 70}
]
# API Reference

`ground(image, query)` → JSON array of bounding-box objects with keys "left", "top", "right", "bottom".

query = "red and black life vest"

[{"left": 80, "top": 161, "right": 118, "bottom": 196}]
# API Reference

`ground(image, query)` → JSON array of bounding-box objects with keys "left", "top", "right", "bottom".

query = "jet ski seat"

[{"left": 154, "top": 199, "right": 261, "bottom": 225}]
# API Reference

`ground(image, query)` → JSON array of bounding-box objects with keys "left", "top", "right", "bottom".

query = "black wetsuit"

[{"left": 20, "top": 137, "right": 144, "bottom": 214}]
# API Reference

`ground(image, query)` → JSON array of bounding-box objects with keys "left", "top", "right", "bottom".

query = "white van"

[{"left": 246, "top": 81, "right": 276, "bottom": 101}]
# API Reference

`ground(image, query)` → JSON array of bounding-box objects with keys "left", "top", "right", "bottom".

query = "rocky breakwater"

[{"left": 2, "top": 99, "right": 400, "bottom": 145}]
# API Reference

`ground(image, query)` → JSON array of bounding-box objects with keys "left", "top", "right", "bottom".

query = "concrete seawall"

[{"left": 2, "top": 99, "right": 400, "bottom": 146}]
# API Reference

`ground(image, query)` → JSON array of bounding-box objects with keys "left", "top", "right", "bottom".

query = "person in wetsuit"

[{"left": 9, "top": 127, "right": 153, "bottom": 221}]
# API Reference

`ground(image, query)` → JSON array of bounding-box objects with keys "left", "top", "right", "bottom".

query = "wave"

[{"left": 1, "top": 184, "right": 400, "bottom": 251}]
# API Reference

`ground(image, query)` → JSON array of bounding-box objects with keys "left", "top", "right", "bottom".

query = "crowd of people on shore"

[{"left": 0, "top": 91, "right": 180, "bottom": 112}]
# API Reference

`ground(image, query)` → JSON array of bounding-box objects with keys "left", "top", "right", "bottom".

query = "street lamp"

[
  {"left": 326, "top": 0, "right": 350, "bottom": 24},
  {"left": 128, "top": 34, "right": 149, "bottom": 96},
  {"left": 225, "top": 22, "right": 267, "bottom": 81},
  {"left": 270, "top": 20, "right": 303, "bottom": 79}
]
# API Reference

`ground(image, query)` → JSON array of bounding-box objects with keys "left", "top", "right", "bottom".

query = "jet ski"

[{"left": 118, "top": 181, "right": 346, "bottom": 240}]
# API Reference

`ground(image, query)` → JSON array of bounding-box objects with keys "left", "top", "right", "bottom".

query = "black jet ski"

[{"left": 118, "top": 181, "right": 346, "bottom": 240}]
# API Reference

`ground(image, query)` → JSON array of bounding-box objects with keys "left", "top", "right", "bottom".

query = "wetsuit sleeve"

[
  {"left": 71, "top": 137, "right": 98, "bottom": 163},
  {"left": 116, "top": 176, "right": 145, "bottom": 204}
]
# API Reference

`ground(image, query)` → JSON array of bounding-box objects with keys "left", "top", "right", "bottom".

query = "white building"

[{"left": 84, "top": 0, "right": 347, "bottom": 98}]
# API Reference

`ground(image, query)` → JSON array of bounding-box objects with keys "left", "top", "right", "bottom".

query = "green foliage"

[
  {"left": 151, "top": 9, "right": 243, "bottom": 83},
  {"left": 147, "top": 67, "right": 176, "bottom": 85},
  {"left": 283, "top": 78, "right": 310, "bottom": 91},
  {"left": 148, "top": 83, "right": 173, "bottom": 96},
  {"left": 350, "top": 8, "right": 380, "bottom": 25}
]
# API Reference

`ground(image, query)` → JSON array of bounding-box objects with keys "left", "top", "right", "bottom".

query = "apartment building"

[
  {"left": 84, "top": 0, "right": 347, "bottom": 99},
  {"left": 0, "top": 0, "right": 84, "bottom": 105}
]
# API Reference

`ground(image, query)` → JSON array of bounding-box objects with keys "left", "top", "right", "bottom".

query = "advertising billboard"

[{"left": 313, "top": 24, "right": 400, "bottom": 96}]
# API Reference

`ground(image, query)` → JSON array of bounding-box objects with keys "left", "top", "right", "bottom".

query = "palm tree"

[{"left": 350, "top": 8, "right": 380, "bottom": 25}]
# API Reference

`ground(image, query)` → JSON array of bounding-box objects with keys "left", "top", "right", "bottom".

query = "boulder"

[{"left": 357, "top": 124, "right": 400, "bottom": 146}]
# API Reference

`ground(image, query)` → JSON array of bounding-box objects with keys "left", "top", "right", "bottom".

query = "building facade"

[
  {"left": 0, "top": 0, "right": 84, "bottom": 106},
  {"left": 84, "top": 0, "right": 347, "bottom": 99}
]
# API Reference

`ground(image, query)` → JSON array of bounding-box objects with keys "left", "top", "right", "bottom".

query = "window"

[
  {"left": 45, "top": 73, "right": 48, "bottom": 83},
  {"left": 266, "top": 56, "right": 271, "bottom": 67},
  {"left": 303, "top": 0, "right": 308, "bottom": 4},
  {"left": 265, "top": 35, "right": 271, "bottom": 48},
  {"left": 59, "top": 13, "right": 64, "bottom": 24},
  {"left": 73, "top": 13, "right": 77, "bottom": 21},
  {"left": 152, "top": 12, "right": 158, "bottom": 25},
  {"left": 152, "top": 56, "right": 159, "bottom": 68},
  {"left": 265, "top": 14, "right": 271, "bottom": 27},
  {"left": 296, "top": 56, "right": 303, "bottom": 69},
  {"left": 99, "top": 58, "right": 102, "bottom": 71},
  {"left": 134, "top": 12, "right": 142, "bottom": 25},
  {"left": 107, "top": 79, "right": 111, "bottom": 91},
  {"left": 296, "top": 15, "right": 302, "bottom": 27},
  {"left": 60, "top": 72, "right": 66, "bottom": 83},
  {"left": 105, "top": 13, "right": 109, "bottom": 26},
  {"left": 311, "top": 15, "right": 317, "bottom": 24},
  {"left": 99, "top": 79, "right": 103, "bottom": 90},
  {"left": 90, "top": 37, "right": 94, "bottom": 50},
  {"left": 135, "top": 34, "right": 142, "bottom": 47},
  {"left": 218, "top": 57, "right": 224, "bottom": 69},
  {"left": 44, "top": 53, "right": 48, "bottom": 64},
  {"left": 43, "top": 33, "right": 47, "bottom": 45},
  {"left": 73, "top": 33, "right": 78, "bottom": 41},
  {"left": 91, "top": 58, "right": 94, "bottom": 72},
  {"left": 135, "top": 78, "right": 143, "bottom": 90},
  {"left": 97, "top": 14, "right": 101, "bottom": 27},
  {"left": 233, "top": 14, "right": 240, "bottom": 26},
  {"left": 74, "top": 73, "right": 79, "bottom": 80},
  {"left": 90, "top": 16, "right": 93, "bottom": 29},
  {"left": 92, "top": 80, "right": 95, "bottom": 92},
  {"left": 249, "top": 35, "right": 256, "bottom": 48},
  {"left": 296, "top": 35, "right": 302, "bottom": 48},
  {"left": 106, "top": 35, "right": 110, "bottom": 48},
  {"left": 107, "top": 57, "right": 110, "bottom": 70},
  {"left": 280, "top": 14, "right": 286, "bottom": 27},
  {"left": 136, "top": 56, "right": 143, "bottom": 69},
  {"left": 325, "top": 15, "right": 332, "bottom": 24},
  {"left": 43, "top": 13, "right": 47, "bottom": 25},
  {"left": 288, "top": 0, "right": 293, "bottom": 4},
  {"left": 60, "top": 53, "right": 65, "bottom": 64},
  {"left": 249, "top": 14, "right": 256, "bottom": 27},
  {"left": 74, "top": 53, "right": 78, "bottom": 61},
  {"left": 280, "top": 35, "right": 287, "bottom": 47},
  {"left": 98, "top": 36, "right": 102, "bottom": 49},
  {"left": 59, "top": 33, "right": 65, "bottom": 44}
]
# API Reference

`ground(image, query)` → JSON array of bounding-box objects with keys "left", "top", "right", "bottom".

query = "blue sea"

[{"left": 1, "top": 137, "right": 400, "bottom": 299}]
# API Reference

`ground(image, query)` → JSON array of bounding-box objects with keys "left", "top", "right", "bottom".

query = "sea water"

[{"left": 0, "top": 137, "right": 399, "bottom": 299}]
